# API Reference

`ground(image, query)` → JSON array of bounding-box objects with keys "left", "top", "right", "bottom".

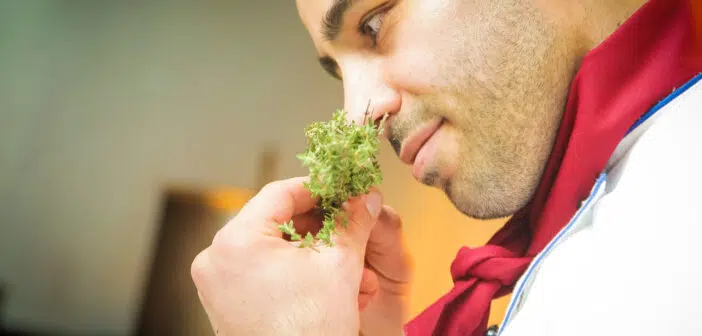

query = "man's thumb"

[
  {"left": 364, "top": 190, "right": 383, "bottom": 219},
  {"left": 337, "top": 188, "right": 383, "bottom": 249}
]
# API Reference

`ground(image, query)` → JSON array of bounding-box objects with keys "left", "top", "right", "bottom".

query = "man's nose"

[{"left": 342, "top": 65, "right": 401, "bottom": 127}]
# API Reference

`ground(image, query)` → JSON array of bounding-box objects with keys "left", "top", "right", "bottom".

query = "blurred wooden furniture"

[
  {"left": 133, "top": 148, "right": 277, "bottom": 336},
  {"left": 133, "top": 187, "right": 252, "bottom": 336}
]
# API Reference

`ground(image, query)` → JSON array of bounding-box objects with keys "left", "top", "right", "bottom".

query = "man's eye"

[{"left": 360, "top": 11, "right": 386, "bottom": 46}]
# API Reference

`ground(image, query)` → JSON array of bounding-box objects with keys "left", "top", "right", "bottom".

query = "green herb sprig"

[{"left": 278, "top": 109, "right": 387, "bottom": 248}]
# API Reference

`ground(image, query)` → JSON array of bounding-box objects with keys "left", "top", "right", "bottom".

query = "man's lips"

[{"left": 399, "top": 118, "right": 444, "bottom": 165}]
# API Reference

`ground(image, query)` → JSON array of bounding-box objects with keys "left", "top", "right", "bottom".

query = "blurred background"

[{"left": 0, "top": 1, "right": 509, "bottom": 335}]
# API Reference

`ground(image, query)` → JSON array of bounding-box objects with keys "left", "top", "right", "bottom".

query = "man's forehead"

[{"left": 296, "top": 0, "right": 333, "bottom": 41}]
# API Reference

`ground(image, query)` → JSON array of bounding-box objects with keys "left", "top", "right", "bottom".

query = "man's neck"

[{"left": 578, "top": 0, "right": 649, "bottom": 52}]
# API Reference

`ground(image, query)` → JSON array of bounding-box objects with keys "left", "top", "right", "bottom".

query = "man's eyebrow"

[{"left": 322, "top": 0, "right": 357, "bottom": 41}]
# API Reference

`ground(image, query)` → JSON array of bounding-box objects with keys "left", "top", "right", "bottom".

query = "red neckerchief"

[{"left": 404, "top": 0, "right": 702, "bottom": 335}]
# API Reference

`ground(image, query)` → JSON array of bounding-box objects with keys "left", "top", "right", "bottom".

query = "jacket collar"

[{"left": 605, "top": 73, "right": 702, "bottom": 172}]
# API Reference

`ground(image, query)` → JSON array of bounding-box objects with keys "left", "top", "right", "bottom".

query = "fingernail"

[{"left": 365, "top": 191, "right": 382, "bottom": 218}]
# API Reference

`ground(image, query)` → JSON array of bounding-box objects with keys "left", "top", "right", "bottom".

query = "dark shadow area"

[{"left": 133, "top": 189, "right": 233, "bottom": 336}]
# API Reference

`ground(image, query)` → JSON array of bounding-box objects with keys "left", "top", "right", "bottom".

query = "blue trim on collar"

[
  {"left": 627, "top": 72, "right": 702, "bottom": 135},
  {"left": 497, "top": 172, "right": 607, "bottom": 335}
]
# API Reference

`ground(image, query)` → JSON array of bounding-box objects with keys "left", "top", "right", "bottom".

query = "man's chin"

[
  {"left": 442, "top": 178, "right": 524, "bottom": 221},
  {"left": 414, "top": 161, "right": 522, "bottom": 219}
]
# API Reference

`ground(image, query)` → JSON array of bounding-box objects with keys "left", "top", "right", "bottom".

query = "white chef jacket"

[{"left": 498, "top": 73, "right": 702, "bottom": 336}]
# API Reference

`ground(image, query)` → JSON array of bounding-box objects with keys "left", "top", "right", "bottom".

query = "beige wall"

[{"left": 0, "top": 1, "right": 507, "bottom": 334}]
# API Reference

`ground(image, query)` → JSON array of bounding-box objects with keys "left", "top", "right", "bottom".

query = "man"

[{"left": 191, "top": 0, "right": 702, "bottom": 335}]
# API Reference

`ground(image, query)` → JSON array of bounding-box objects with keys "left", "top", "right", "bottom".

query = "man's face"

[{"left": 296, "top": 0, "right": 582, "bottom": 219}]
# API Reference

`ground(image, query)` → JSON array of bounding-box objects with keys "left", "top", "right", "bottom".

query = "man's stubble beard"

[
  {"left": 383, "top": 1, "right": 582, "bottom": 220},
  {"left": 419, "top": 27, "right": 578, "bottom": 220},
  {"left": 389, "top": 80, "right": 565, "bottom": 220}
]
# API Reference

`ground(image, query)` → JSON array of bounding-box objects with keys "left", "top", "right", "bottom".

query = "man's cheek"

[{"left": 383, "top": 48, "right": 444, "bottom": 96}]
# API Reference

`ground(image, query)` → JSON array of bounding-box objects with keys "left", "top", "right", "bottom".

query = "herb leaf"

[{"left": 281, "top": 109, "right": 386, "bottom": 248}]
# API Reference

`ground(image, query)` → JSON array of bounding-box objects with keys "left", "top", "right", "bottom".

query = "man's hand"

[
  {"left": 190, "top": 176, "right": 383, "bottom": 336},
  {"left": 358, "top": 206, "right": 413, "bottom": 336}
]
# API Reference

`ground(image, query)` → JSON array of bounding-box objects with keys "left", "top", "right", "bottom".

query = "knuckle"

[
  {"left": 260, "top": 181, "right": 277, "bottom": 193},
  {"left": 211, "top": 228, "right": 247, "bottom": 254},
  {"left": 210, "top": 223, "right": 256, "bottom": 260},
  {"left": 190, "top": 250, "right": 209, "bottom": 287},
  {"left": 260, "top": 179, "right": 285, "bottom": 195}
]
